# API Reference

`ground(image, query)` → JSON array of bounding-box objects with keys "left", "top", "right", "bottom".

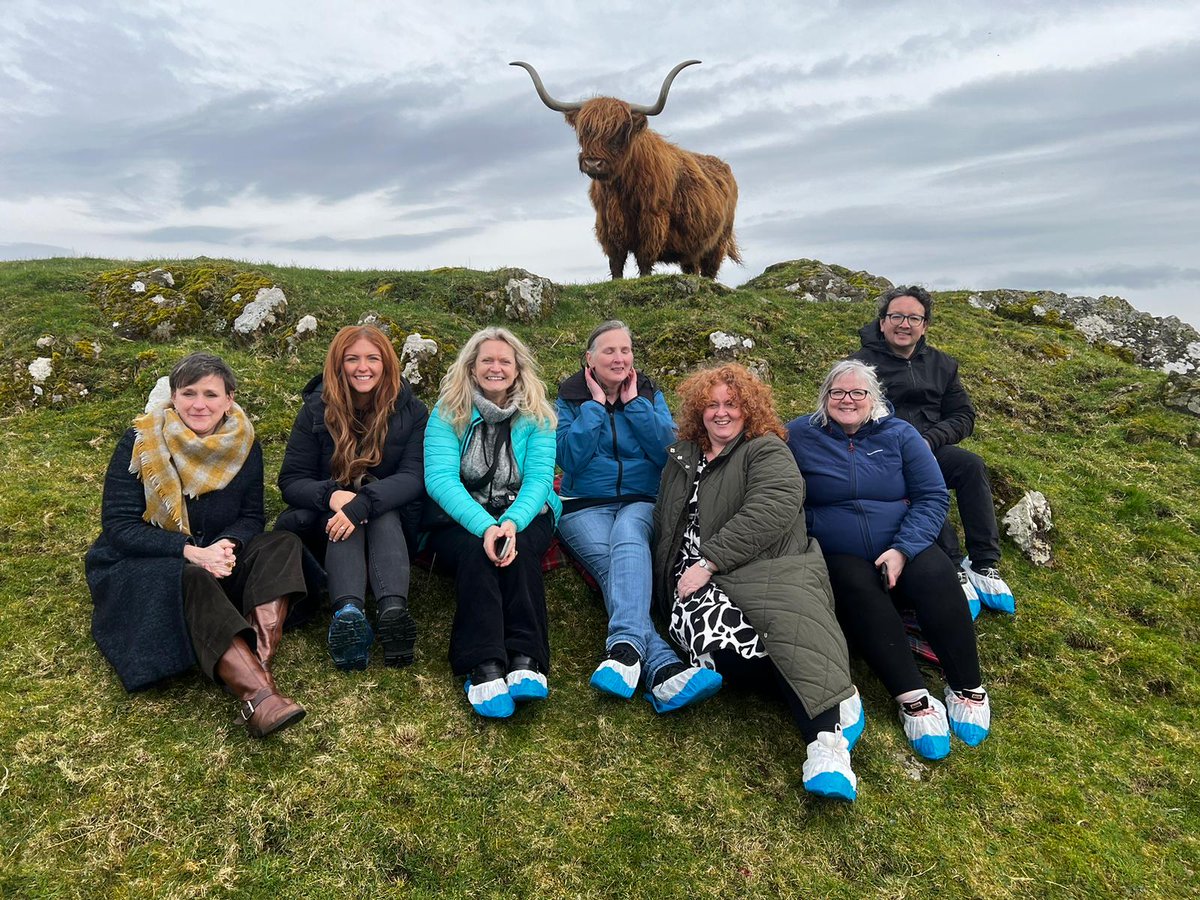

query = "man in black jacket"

[{"left": 850, "top": 286, "right": 1015, "bottom": 614}]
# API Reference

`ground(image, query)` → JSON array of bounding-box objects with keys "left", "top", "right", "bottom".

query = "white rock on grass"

[
  {"left": 709, "top": 331, "right": 755, "bottom": 357},
  {"left": 130, "top": 280, "right": 146, "bottom": 293},
  {"left": 29, "top": 357, "right": 53, "bottom": 384},
  {"left": 400, "top": 333, "right": 438, "bottom": 385},
  {"left": 296, "top": 315, "right": 318, "bottom": 335},
  {"left": 36, "top": 336, "right": 56, "bottom": 349},
  {"left": 504, "top": 275, "right": 553, "bottom": 322},
  {"left": 1003, "top": 491, "right": 1053, "bottom": 566},
  {"left": 233, "top": 286, "right": 288, "bottom": 337}
]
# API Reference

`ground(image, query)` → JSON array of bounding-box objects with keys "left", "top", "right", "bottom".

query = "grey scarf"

[{"left": 461, "top": 390, "right": 522, "bottom": 508}]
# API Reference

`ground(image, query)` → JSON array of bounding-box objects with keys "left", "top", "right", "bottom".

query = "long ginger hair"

[{"left": 322, "top": 325, "right": 402, "bottom": 484}]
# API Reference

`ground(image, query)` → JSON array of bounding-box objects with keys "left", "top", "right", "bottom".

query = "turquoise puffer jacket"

[{"left": 424, "top": 402, "right": 561, "bottom": 538}]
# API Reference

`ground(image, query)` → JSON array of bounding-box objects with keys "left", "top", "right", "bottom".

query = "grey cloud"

[
  {"left": 277, "top": 226, "right": 486, "bottom": 253},
  {"left": 994, "top": 264, "right": 1200, "bottom": 291},
  {"left": 130, "top": 225, "right": 251, "bottom": 243},
  {"left": 0, "top": 242, "right": 78, "bottom": 260}
]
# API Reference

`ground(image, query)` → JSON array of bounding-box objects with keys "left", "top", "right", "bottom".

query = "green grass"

[{"left": 1, "top": 257, "right": 1197, "bottom": 898}]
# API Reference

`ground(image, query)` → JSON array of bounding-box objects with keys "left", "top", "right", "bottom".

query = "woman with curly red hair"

[
  {"left": 653, "top": 364, "right": 861, "bottom": 801},
  {"left": 277, "top": 325, "right": 428, "bottom": 671}
]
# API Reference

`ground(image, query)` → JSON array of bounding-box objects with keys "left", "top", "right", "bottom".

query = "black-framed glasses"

[
  {"left": 884, "top": 312, "right": 927, "bottom": 326},
  {"left": 829, "top": 388, "right": 869, "bottom": 401}
]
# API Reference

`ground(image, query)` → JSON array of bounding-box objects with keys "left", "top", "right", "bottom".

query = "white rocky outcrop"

[
  {"left": 233, "top": 286, "right": 288, "bottom": 337},
  {"left": 1002, "top": 491, "right": 1053, "bottom": 566},
  {"left": 28, "top": 357, "right": 53, "bottom": 384},
  {"left": 400, "top": 333, "right": 439, "bottom": 385}
]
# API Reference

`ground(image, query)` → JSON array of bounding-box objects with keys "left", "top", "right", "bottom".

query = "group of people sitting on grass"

[{"left": 86, "top": 286, "right": 1015, "bottom": 803}]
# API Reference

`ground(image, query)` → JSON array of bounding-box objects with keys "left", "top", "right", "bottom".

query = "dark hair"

[
  {"left": 877, "top": 285, "right": 933, "bottom": 324},
  {"left": 585, "top": 319, "right": 632, "bottom": 353},
  {"left": 169, "top": 352, "right": 236, "bottom": 393}
]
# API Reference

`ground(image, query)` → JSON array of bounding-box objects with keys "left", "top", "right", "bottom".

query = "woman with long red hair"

[{"left": 277, "top": 325, "right": 428, "bottom": 670}]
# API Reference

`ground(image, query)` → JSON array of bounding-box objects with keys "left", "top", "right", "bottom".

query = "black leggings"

[
  {"left": 824, "top": 546, "right": 981, "bottom": 695},
  {"left": 709, "top": 649, "right": 839, "bottom": 743}
]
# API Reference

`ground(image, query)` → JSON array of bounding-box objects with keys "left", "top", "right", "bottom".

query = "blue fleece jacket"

[
  {"left": 785, "top": 412, "right": 949, "bottom": 561},
  {"left": 555, "top": 370, "right": 676, "bottom": 500},
  {"left": 424, "top": 402, "right": 561, "bottom": 538}
]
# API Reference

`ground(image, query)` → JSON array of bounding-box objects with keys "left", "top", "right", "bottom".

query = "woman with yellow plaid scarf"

[{"left": 87, "top": 353, "right": 308, "bottom": 739}]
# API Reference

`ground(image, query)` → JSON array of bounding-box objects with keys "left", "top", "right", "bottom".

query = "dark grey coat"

[
  {"left": 653, "top": 433, "right": 853, "bottom": 716},
  {"left": 85, "top": 429, "right": 265, "bottom": 692}
]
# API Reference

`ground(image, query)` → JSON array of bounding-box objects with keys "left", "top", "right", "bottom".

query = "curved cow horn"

[
  {"left": 628, "top": 59, "right": 701, "bottom": 116},
  {"left": 510, "top": 61, "right": 583, "bottom": 113}
]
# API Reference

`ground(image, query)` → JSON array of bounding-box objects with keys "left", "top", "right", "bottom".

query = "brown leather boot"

[
  {"left": 215, "top": 636, "right": 305, "bottom": 739},
  {"left": 247, "top": 597, "right": 288, "bottom": 671}
]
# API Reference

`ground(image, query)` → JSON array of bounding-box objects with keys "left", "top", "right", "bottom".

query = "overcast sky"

[{"left": 2, "top": 1, "right": 1198, "bottom": 326}]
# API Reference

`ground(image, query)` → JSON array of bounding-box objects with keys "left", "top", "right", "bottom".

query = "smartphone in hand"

[
  {"left": 879, "top": 562, "right": 890, "bottom": 591},
  {"left": 495, "top": 534, "right": 514, "bottom": 560}
]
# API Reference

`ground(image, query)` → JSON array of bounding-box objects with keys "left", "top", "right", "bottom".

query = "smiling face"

[
  {"left": 825, "top": 372, "right": 872, "bottom": 435},
  {"left": 172, "top": 374, "right": 233, "bottom": 438},
  {"left": 702, "top": 383, "right": 745, "bottom": 453},
  {"left": 586, "top": 327, "right": 634, "bottom": 393},
  {"left": 473, "top": 339, "right": 518, "bottom": 405},
  {"left": 879, "top": 294, "right": 929, "bottom": 358},
  {"left": 342, "top": 336, "right": 385, "bottom": 403}
]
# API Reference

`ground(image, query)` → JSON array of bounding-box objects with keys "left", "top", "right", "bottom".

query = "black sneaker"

[
  {"left": 589, "top": 641, "right": 642, "bottom": 699},
  {"left": 376, "top": 596, "right": 417, "bottom": 667}
]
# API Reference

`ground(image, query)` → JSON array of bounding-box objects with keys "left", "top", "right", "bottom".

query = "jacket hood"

[
  {"left": 857, "top": 320, "right": 927, "bottom": 359},
  {"left": 558, "top": 367, "right": 658, "bottom": 405}
]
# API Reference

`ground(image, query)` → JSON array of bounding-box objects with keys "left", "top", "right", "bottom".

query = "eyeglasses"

[
  {"left": 884, "top": 312, "right": 927, "bottom": 326},
  {"left": 829, "top": 389, "right": 869, "bottom": 401}
]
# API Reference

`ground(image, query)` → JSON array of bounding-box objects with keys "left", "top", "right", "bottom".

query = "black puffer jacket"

[
  {"left": 850, "top": 320, "right": 975, "bottom": 451},
  {"left": 277, "top": 374, "right": 428, "bottom": 531}
]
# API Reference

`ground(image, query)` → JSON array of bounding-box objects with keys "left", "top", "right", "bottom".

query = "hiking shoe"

[
  {"left": 376, "top": 596, "right": 417, "bottom": 668},
  {"left": 589, "top": 641, "right": 641, "bottom": 699},
  {"left": 645, "top": 663, "right": 722, "bottom": 714},
  {"left": 963, "top": 559, "right": 1015, "bottom": 614},
  {"left": 838, "top": 687, "right": 866, "bottom": 751},
  {"left": 944, "top": 686, "right": 991, "bottom": 746},
  {"left": 328, "top": 603, "right": 373, "bottom": 671},
  {"left": 506, "top": 654, "right": 549, "bottom": 702},
  {"left": 958, "top": 570, "right": 981, "bottom": 620},
  {"left": 802, "top": 728, "right": 857, "bottom": 802},
  {"left": 465, "top": 660, "right": 514, "bottom": 718},
  {"left": 898, "top": 694, "right": 951, "bottom": 760}
]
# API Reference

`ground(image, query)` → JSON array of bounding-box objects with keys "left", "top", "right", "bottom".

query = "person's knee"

[{"left": 612, "top": 507, "right": 653, "bottom": 544}]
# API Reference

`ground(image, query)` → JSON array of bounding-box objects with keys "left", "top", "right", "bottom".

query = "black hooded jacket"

[
  {"left": 277, "top": 373, "right": 429, "bottom": 526},
  {"left": 849, "top": 320, "right": 975, "bottom": 451}
]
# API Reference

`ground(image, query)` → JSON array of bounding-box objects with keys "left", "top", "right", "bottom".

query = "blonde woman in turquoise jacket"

[{"left": 423, "top": 326, "right": 561, "bottom": 719}]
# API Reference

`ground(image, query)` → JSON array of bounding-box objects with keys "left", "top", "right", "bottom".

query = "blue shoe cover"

[
  {"left": 590, "top": 663, "right": 637, "bottom": 699},
  {"left": 645, "top": 666, "right": 722, "bottom": 714},
  {"left": 839, "top": 689, "right": 866, "bottom": 752},
  {"left": 465, "top": 678, "right": 515, "bottom": 718},
  {"left": 911, "top": 733, "right": 951, "bottom": 760},
  {"left": 328, "top": 604, "right": 373, "bottom": 671},
  {"left": 507, "top": 669, "right": 549, "bottom": 702},
  {"left": 804, "top": 771, "right": 857, "bottom": 802}
]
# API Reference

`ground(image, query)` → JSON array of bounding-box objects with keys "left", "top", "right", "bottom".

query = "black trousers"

[
  {"left": 709, "top": 649, "right": 839, "bottom": 743},
  {"left": 824, "top": 546, "right": 981, "bottom": 695},
  {"left": 181, "top": 531, "right": 307, "bottom": 680},
  {"left": 428, "top": 512, "right": 554, "bottom": 677},
  {"left": 933, "top": 445, "right": 1001, "bottom": 568},
  {"left": 325, "top": 508, "right": 411, "bottom": 609}
]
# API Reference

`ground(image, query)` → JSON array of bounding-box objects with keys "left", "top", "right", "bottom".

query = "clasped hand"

[
  {"left": 184, "top": 538, "right": 237, "bottom": 579},
  {"left": 326, "top": 489, "right": 359, "bottom": 542}
]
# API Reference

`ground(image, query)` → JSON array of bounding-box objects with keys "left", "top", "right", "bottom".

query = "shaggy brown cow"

[{"left": 511, "top": 60, "right": 740, "bottom": 280}]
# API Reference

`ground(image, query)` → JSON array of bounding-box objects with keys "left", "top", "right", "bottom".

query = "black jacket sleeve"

[
  {"left": 341, "top": 401, "right": 429, "bottom": 523},
  {"left": 278, "top": 404, "right": 340, "bottom": 512},
  {"left": 214, "top": 442, "right": 266, "bottom": 549},
  {"left": 924, "top": 362, "right": 976, "bottom": 451},
  {"left": 100, "top": 430, "right": 191, "bottom": 558}
]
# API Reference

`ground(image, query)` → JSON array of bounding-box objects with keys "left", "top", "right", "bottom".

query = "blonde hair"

[
  {"left": 810, "top": 359, "right": 890, "bottom": 427},
  {"left": 435, "top": 326, "right": 556, "bottom": 434}
]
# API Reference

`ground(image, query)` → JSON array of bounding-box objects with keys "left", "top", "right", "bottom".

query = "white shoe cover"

[{"left": 802, "top": 729, "right": 857, "bottom": 801}]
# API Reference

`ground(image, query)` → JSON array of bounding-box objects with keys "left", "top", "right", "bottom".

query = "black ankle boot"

[
  {"left": 376, "top": 595, "right": 417, "bottom": 668},
  {"left": 507, "top": 653, "right": 543, "bottom": 675}
]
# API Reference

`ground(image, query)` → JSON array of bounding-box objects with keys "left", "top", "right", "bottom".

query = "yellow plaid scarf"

[{"left": 129, "top": 402, "right": 255, "bottom": 535}]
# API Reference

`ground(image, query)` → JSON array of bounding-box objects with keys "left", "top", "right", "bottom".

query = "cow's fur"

[{"left": 562, "top": 98, "right": 740, "bottom": 279}]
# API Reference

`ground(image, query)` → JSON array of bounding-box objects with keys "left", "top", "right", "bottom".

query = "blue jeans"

[{"left": 557, "top": 501, "right": 682, "bottom": 686}]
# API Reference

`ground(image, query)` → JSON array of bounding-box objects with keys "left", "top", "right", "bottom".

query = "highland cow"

[{"left": 511, "top": 60, "right": 741, "bottom": 280}]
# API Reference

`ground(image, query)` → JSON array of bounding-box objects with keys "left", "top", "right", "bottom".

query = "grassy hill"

[{"left": 1, "top": 257, "right": 1197, "bottom": 898}]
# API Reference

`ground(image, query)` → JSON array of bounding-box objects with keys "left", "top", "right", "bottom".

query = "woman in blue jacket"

[
  {"left": 556, "top": 320, "right": 721, "bottom": 713},
  {"left": 277, "top": 325, "right": 428, "bottom": 671},
  {"left": 786, "top": 359, "right": 990, "bottom": 761},
  {"left": 424, "top": 326, "right": 561, "bottom": 719}
]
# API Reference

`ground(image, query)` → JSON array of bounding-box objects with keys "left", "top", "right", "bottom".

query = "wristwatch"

[{"left": 698, "top": 558, "right": 714, "bottom": 572}]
